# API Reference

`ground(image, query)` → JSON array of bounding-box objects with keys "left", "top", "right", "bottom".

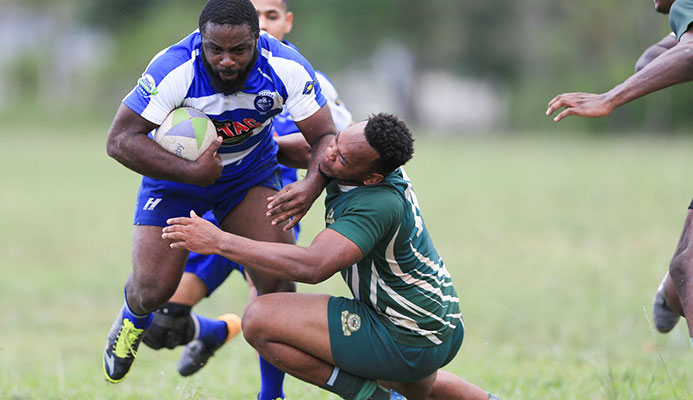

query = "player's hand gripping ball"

[{"left": 154, "top": 107, "right": 218, "bottom": 160}]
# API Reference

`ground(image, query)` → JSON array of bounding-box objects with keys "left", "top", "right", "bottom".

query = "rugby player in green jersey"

[
  {"left": 163, "top": 113, "right": 500, "bottom": 400},
  {"left": 546, "top": 0, "right": 693, "bottom": 349}
]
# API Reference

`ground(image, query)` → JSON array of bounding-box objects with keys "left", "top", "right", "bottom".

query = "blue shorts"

[
  {"left": 185, "top": 252, "right": 244, "bottom": 295},
  {"left": 133, "top": 157, "right": 282, "bottom": 227}
]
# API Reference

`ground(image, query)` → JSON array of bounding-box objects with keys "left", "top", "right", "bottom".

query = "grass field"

[{"left": 2, "top": 123, "right": 693, "bottom": 399}]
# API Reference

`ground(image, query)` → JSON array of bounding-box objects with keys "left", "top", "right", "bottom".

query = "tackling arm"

[
  {"left": 266, "top": 105, "right": 337, "bottom": 230},
  {"left": 294, "top": 104, "right": 336, "bottom": 185},
  {"left": 106, "top": 104, "right": 222, "bottom": 186},
  {"left": 162, "top": 211, "right": 362, "bottom": 284}
]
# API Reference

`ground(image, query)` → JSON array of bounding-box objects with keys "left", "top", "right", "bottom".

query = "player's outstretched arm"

[
  {"left": 267, "top": 105, "right": 336, "bottom": 231},
  {"left": 163, "top": 210, "right": 361, "bottom": 284},
  {"left": 547, "top": 26, "right": 693, "bottom": 122},
  {"left": 106, "top": 104, "right": 223, "bottom": 186}
]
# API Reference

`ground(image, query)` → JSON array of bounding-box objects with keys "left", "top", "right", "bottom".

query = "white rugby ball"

[{"left": 154, "top": 107, "right": 217, "bottom": 161}]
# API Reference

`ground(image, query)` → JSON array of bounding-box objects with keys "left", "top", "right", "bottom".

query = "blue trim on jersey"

[{"left": 281, "top": 39, "right": 300, "bottom": 52}]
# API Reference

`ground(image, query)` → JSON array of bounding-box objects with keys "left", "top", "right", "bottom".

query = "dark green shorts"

[{"left": 327, "top": 296, "right": 464, "bottom": 382}]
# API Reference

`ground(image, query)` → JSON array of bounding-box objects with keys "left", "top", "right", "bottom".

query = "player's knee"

[
  {"left": 132, "top": 280, "right": 179, "bottom": 311},
  {"left": 137, "top": 292, "right": 168, "bottom": 312},
  {"left": 142, "top": 302, "right": 195, "bottom": 350},
  {"left": 241, "top": 297, "right": 270, "bottom": 346}
]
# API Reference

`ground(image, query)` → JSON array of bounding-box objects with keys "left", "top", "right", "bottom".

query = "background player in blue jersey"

[
  {"left": 546, "top": 0, "right": 693, "bottom": 348},
  {"left": 102, "top": 0, "right": 337, "bottom": 384},
  {"left": 141, "top": 1, "right": 353, "bottom": 398},
  {"left": 163, "top": 113, "right": 501, "bottom": 400}
]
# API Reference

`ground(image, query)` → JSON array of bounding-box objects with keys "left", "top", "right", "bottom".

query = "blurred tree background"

[{"left": 0, "top": 0, "right": 689, "bottom": 134}]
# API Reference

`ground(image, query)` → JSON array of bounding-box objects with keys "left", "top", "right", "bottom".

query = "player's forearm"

[
  {"left": 106, "top": 103, "right": 202, "bottom": 183},
  {"left": 607, "top": 41, "right": 693, "bottom": 109},
  {"left": 303, "top": 134, "right": 332, "bottom": 188},
  {"left": 215, "top": 233, "right": 332, "bottom": 284},
  {"left": 107, "top": 132, "right": 197, "bottom": 182}
]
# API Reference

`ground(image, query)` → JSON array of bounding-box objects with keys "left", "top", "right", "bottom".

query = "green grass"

[{"left": 2, "top": 124, "right": 693, "bottom": 399}]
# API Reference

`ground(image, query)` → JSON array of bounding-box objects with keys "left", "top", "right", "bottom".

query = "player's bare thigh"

[
  {"left": 664, "top": 209, "right": 693, "bottom": 313},
  {"left": 242, "top": 292, "right": 333, "bottom": 364},
  {"left": 219, "top": 185, "right": 296, "bottom": 294},
  {"left": 128, "top": 225, "right": 190, "bottom": 311},
  {"left": 673, "top": 209, "right": 693, "bottom": 256},
  {"left": 220, "top": 185, "right": 295, "bottom": 242}
]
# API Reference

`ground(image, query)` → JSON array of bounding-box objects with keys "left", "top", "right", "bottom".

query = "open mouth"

[{"left": 219, "top": 71, "right": 238, "bottom": 81}]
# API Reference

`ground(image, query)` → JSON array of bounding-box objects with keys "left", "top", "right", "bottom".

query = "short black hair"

[
  {"left": 364, "top": 113, "right": 414, "bottom": 175},
  {"left": 199, "top": 0, "right": 260, "bottom": 36}
]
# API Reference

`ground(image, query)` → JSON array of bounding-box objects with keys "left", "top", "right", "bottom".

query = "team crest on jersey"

[
  {"left": 341, "top": 310, "right": 361, "bottom": 336},
  {"left": 137, "top": 74, "right": 158, "bottom": 97},
  {"left": 302, "top": 77, "right": 318, "bottom": 95},
  {"left": 254, "top": 90, "right": 275, "bottom": 113},
  {"left": 325, "top": 208, "right": 335, "bottom": 225}
]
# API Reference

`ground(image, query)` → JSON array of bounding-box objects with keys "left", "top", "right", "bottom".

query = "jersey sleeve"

[
  {"left": 122, "top": 46, "right": 195, "bottom": 125},
  {"left": 670, "top": 0, "right": 693, "bottom": 41},
  {"left": 327, "top": 190, "right": 402, "bottom": 257},
  {"left": 268, "top": 51, "right": 327, "bottom": 123},
  {"left": 316, "top": 72, "right": 353, "bottom": 132}
]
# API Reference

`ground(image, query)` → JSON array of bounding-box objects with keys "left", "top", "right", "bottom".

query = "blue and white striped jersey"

[{"left": 123, "top": 30, "right": 326, "bottom": 174}]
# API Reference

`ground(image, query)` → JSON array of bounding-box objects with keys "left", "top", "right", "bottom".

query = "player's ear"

[
  {"left": 285, "top": 12, "right": 294, "bottom": 35},
  {"left": 362, "top": 173, "right": 383, "bottom": 186}
]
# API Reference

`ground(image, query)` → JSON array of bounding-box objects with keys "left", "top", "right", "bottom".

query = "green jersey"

[
  {"left": 670, "top": 0, "right": 693, "bottom": 40},
  {"left": 324, "top": 167, "right": 462, "bottom": 347}
]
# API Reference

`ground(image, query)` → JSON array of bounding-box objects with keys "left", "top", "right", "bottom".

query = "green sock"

[{"left": 320, "top": 367, "right": 389, "bottom": 400}]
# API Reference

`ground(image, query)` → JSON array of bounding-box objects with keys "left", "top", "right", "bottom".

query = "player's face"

[
  {"left": 201, "top": 22, "right": 258, "bottom": 95},
  {"left": 252, "top": 0, "right": 293, "bottom": 41},
  {"left": 319, "top": 122, "right": 381, "bottom": 185},
  {"left": 654, "top": 0, "right": 675, "bottom": 14}
]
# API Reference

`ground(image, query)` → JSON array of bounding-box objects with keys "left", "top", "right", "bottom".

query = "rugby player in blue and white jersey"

[
  {"left": 139, "top": 1, "right": 353, "bottom": 398},
  {"left": 102, "top": 0, "right": 337, "bottom": 384}
]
